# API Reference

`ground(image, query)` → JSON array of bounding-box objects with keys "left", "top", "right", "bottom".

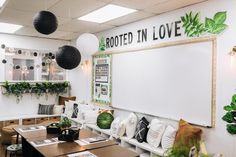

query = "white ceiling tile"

[
  {"left": 14, "top": 26, "right": 39, "bottom": 36},
  {"left": 38, "top": 30, "right": 71, "bottom": 39},
  {"left": 105, "top": 11, "right": 154, "bottom": 26},
  {"left": 90, "top": 24, "right": 116, "bottom": 33},
  {"left": 112, "top": 0, "right": 169, "bottom": 10},
  {"left": 6, "top": 0, "right": 60, "bottom": 13},
  {"left": 48, "top": 0, "right": 106, "bottom": 18},
  {"left": 144, "top": 0, "right": 207, "bottom": 14},
  {"left": 61, "top": 32, "right": 83, "bottom": 40}
]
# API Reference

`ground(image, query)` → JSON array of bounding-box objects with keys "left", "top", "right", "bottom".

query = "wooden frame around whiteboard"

[{"left": 93, "top": 36, "right": 217, "bottom": 127}]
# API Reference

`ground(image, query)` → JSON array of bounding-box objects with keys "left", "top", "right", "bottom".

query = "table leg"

[{"left": 16, "top": 133, "right": 19, "bottom": 144}]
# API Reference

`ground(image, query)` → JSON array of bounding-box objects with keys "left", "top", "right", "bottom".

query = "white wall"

[
  {"left": 0, "top": 33, "right": 68, "bottom": 117},
  {"left": 69, "top": 0, "right": 236, "bottom": 156}
]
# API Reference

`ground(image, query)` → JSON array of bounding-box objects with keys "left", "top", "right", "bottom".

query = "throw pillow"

[
  {"left": 98, "top": 108, "right": 114, "bottom": 114},
  {"left": 53, "top": 105, "right": 64, "bottom": 114},
  {"left": 64, "top": 101, "right": 74, "bottom": 117},
  {"left": 58, "top": 96, "right": 76, "bottom": 105},
  {"left": 174, "top": 119, "right": 202, "bottom": 151},
  {"left": 82, "top": 110, "right": 98, "bottom": 124},
  {"left": 38, "top": 104, "right": 54, "bottom": 115},
  {"left": 161, "top": 125, "right": 177, "bottom": 150},
  {"left": 77, "top": 104, "right": 95, "bottom": 121},
  {"left": 146, "top": 118, "right": 166, "bottom": 147},
  {"left": 97, "top": 112, "right": 114, "bottom": 129},
  {"left": 134, "top": 117, "right": 149, "bottom": 143},
  {"left": 126, "top": 113, "right": 138, "bottom": 139},
  {"left": 71, "top": 103, "right": 79, "bottom": 118},
  {"left": 111, "top": 117, "right": 126, "bottom": 138}
]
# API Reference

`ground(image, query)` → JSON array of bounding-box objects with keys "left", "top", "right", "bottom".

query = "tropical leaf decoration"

[
  {"left": 99, "top": 37, "right": 106, "bottom": 51},
  {"left": 222, "top": 94, "right": 236, "bottom": 134},
  {"left": 181, "top": 11, "right": 227, "bottom": 37},
  {"left": 205, "top": 11, "right": 227, "bottom": 34},
  {"left": 181, "top": 12, "right": 205, "bottom": 37}
]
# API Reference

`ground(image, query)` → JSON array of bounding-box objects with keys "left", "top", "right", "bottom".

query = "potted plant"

[
  {"left": 222, "top": 94, "right": 236, "bottom": 134},
  {"left": 57, "top": 117, "right": 72, "bottom": 130}
]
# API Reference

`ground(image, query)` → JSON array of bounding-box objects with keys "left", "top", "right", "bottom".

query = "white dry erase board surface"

[{"left": 112, "top": 39, "right": 216, "bottom": 127}]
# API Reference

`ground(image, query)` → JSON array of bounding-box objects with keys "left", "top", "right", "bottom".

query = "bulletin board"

[{"left": 92, "top": 54, "right": 112, "bottom": 105}]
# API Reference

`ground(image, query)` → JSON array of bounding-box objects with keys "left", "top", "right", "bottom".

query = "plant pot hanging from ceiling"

[
  {"left": 33, "top": 10, "right": 58, "bottom": 35},
  {"left": 56, "top": 45, "right": 81, "bottom": 70}
]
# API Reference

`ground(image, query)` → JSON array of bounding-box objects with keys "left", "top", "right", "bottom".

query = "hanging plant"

[
  {"left": 222, "top": 94, "right": 236, "bottom": 134},
  {"left": 1, "top": 81, "right": 70, "bottom": 103}
]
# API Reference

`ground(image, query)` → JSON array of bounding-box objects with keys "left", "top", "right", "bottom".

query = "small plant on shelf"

[{"left": 222, "top": 94, "right": 236, "bottom": 134}]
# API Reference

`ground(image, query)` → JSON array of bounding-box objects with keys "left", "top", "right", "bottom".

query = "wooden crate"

[
  {"left": 35, "top": 117, "right": 49, "bottom": 124},
  {"left": 4, "top": 119, "right": 19, "bottom": 126},
  {"left": 49, "top": 116, "right": 61, "bottom": 122},
  {"left": 22, "top": 118, "right": 35, "bottom": 125}
]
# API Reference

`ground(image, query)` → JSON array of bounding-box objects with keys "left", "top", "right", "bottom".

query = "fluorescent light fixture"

[
  {"left": 78, "top": 4, "right": 137, "bottom": 23},
  {"left": 0, "top": 0, "right": 6, "bottom": 8},
  {"left": 0, "top": 22, "right": 23, "bottom": 33},
  {"left": 5, "top": 52, "right": 15, "bottom": 56}
]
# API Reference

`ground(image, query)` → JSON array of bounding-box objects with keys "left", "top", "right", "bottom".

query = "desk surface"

[
  {"left": 61, "top": 145, "right": 139, "bottom": 157},
  {"left": 14, "top": 125, "right": 118, "bottom": 157}
]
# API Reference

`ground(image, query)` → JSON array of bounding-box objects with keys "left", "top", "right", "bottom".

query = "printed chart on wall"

[{"left": 92, "top": 54, "right": 112, "bottom": 105}]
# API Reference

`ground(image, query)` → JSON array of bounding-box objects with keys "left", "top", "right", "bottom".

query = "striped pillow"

[{"left": 38, "top": 104, "right": 54, "bottom": 115}]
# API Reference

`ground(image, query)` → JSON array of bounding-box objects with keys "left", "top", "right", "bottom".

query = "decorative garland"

[
  {"left": 222, "top": 94, "right": 236, "bottom": 134},
  {"left": 1, "top": 81, "right": 69, "bottom": 103}
]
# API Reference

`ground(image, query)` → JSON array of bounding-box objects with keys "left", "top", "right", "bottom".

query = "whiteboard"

[{"left": 112, "top": 41, "right": 215, "bottom": 127}]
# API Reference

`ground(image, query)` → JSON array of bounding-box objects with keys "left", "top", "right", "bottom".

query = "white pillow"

[
  {"left": 82, "top": 110, "right": 98, "bottom": 124},
  {"left": 64, "top": 101, "right": 74, "bottom": 117},
  {"left": 126, "top": 113, "right": 138, "bottom": 139},
  {"left": 161, "top": 125, "right": 177, "bottom": 150},
  {"left": 53, "top": 105, "right": 64, "bottom": 114},
  {"left": 111, "top": 117, "right": 126, "bottom": 138},
  {"left": 77, "top": 104, "right": 94, "bottom": 121},
  {"left": 146, "top": 119, "right": 166, "bottom": 148}
]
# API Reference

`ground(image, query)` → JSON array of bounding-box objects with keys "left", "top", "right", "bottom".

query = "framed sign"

[{"left": 92, "top": 54, "right": 112, "bottom": 105}]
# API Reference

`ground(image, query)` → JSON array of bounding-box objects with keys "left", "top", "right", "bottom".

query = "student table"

[{"left": 14, "top": 125, "right": 138, "bottom": 157}]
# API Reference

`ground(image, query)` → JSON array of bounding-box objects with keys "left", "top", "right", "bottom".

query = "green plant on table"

[
  {"left": 58, "top": 117, "right": 72, "bottom": 129},
  {"left": 222, "top": 94, "right": 236, "bottom": 134}
]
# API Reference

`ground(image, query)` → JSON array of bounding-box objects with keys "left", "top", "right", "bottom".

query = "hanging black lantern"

[
  {"left": 42, "top": 62, "right": 46, "bottom": 66},
  {"left": 48, "top": 52, "right": 53, "bottom": 56},
  {"left": 1, "top": 44, "right": 5, "bottom": 49},
  {"left": 2, "top": 59, "right": 7, "bottom": 64},
  {"left": 51, "top": 55, "right": 55, "bottom": 59},
  {"left": 29, "top": 66, "right": 34, "bottom": 70},
  {"left": 33, "top": 11, "right": 58, "bottom": 35},
  {"left": 56, "top": 45, "right": 81, "bottom": 70},
  {"left": 33, "top": 52, "right": 38, "bottom": 56},
  {"left": 18, "top": 50, "right": 22, "bottom": 54},
  {"left": 15, "top": 65, "right": 20, "bottom": 69}
]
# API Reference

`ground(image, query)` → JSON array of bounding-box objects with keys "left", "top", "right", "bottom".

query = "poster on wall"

[{"left": 92, "top": 54, "right": 112, "bottom": 105}]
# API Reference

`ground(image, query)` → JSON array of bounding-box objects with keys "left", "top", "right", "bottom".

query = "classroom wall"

[
  {"left": 69, "top": 0, "right": 236, "bottom": 156},
  {"left": 0, "top": 33, "right": 68, "bottom": 117}
]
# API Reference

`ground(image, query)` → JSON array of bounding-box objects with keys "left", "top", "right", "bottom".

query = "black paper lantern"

[
  {"left": 48, "top": 52, "right": 53, "bottom": 56},
  {"left": 51, "top": 55, "right": 55, "bottom": 59},
  {"left": 56, "top": 45, "right": 81, "bottom": 70},
  {"left": 33, "top": 52, "right": 38, "bottom": 56},
  {"left": 1, "top": 44, "right": 5, "bottom": 49},
  {"left": 29, "top": 66, "right": 34, "bottom": 70},
  {"left": 15, "top": 65, "right": 20, "bottom": 69},
  {"left": 33, "top": 11, "right": 58, "bottom": 35},
  {"left": 42, "top": 62, "right": 46, "bottom": 66},
  {"left": 2, "top": 59, "right": 7, "bottom": 64},
  {"left": 18, "top": 50, "right": 22, "bottom": 54}
]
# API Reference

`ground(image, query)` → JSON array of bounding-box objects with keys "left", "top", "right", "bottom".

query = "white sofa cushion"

[
  {"left": 110, "top": 117, "right": 126, "bottom": 138},
  {"left": 53, "top": 105, "right": 64, "bottom": 114},
  {"left": 82, "top": 110, "right": 98, "bottom": 124},
  {"left": 64, "top": 101, "right": 74, "bottom": 117},
  {"left": 146, "top": 118, "right": 166, "bottom": 148},
  {"left": 161, "top": 125, "right": 177, "bottom": 150},
  {"left": 126, "top": 113, "right": 138, "bottom": 139}
]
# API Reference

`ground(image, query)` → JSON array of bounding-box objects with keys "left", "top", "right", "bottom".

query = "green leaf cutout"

[{"left": 214, "top": 11, "right": 227, "bottom": 24}]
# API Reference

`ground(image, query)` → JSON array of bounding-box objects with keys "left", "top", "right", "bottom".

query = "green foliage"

[
  {"left": 58, "top": 117, "right": 72, "bottom": 129},
  {"left": 181, "top": 11, "right": 227, "bottom": 37},
  {"left": 205, "top": 11, "right": 227, "bottom": 34},
  {"left": 1, "top": 81, "right": 69, "bottom": 103},
  {"left": 166, "top": 145, "right": 190, "bottom": 157},
  {"left": 99, "top": 37, "right": 106, "bottom": 51},
  {"left": 181, "top": 12, "right": 205, "bottom": 37},
  {"left": 226, "top": 124, "right": 236, "bottom": 134},
  {"left": 97, "top": 112, "right": 114, "bottom": 129},
  {"left": 222, "top": 94, "right": 236, "bottom": 134}
]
